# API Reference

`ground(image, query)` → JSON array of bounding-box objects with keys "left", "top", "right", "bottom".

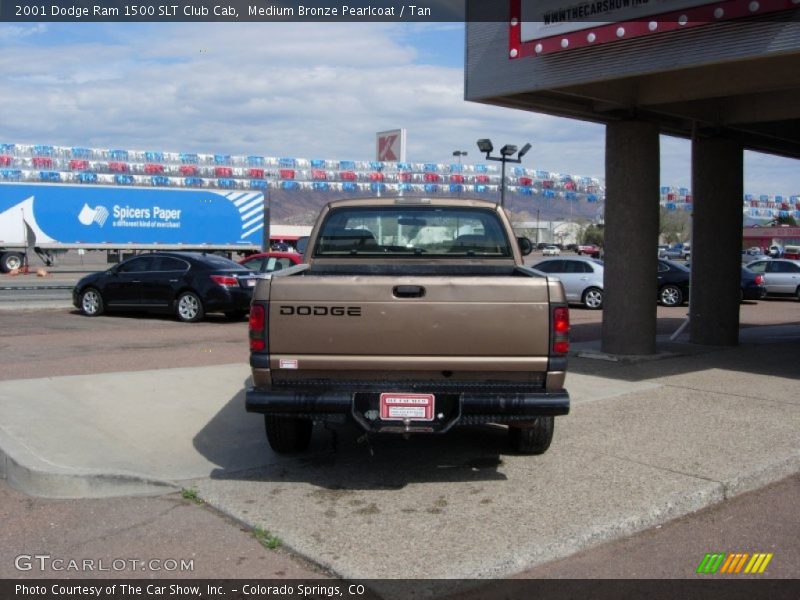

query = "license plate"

[
  {"left": 379, "top": 393, "right": 434, "bottom": 421},
  {"left": 246, "top": 279, "right": 256, "bottom": 287}
]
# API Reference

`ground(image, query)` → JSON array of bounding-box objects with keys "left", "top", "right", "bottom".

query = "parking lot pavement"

[
  {"left": 0, "top": 478, "right": 328, "bottom": 579},
  {"left": 1, "top": 326, "right": 798, "bottom": 580},
  {"left": 514, "top": 473, "right": 800, "bottom": 579}
]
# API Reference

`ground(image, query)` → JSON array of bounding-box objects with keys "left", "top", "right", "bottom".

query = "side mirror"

[
  {"left": 296, "top": 236, "right": 309, "bottom": 255},
  {"left": 517, "top": 237, "right": 533, "bottom": 256}
]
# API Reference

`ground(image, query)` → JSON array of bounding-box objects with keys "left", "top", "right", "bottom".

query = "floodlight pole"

[
  {"left": 477, "top": 141, "right": 531, "bottom": 209},
  {"left": 262, "top": 174, "right": 271, "bottom": 253},
  {"left": 484, "top": 153, "right": 521, "bottom": 209},
  {"left": 453, "top": 150, "right": 468, "bottom": 197},
  {"left": 452, "top": 150, "right": 468, "bottom": 166}
]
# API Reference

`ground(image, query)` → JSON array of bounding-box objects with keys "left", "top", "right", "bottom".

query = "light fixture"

[
  {"left": 477, "top": 139, "right": 493, "bottom": 153},
  {"left": 500, "top": 144, "right": 518, "bottom": 156},
  {"left": 476, "top": 139, "right": 532, "bottom": 208}
]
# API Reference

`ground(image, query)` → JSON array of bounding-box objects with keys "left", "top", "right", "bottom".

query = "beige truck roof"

[{"left": 323, "top": 197, "right": 504, "bottom": 210}]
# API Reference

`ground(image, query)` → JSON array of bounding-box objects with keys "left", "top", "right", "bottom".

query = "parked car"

[
  {"left": 744, "top": 259, "right": 800, "bottom": 299},
  {"left": 684, "top": 262, "right": 765, "bottom": 303},
  {"left": 742, "top": 250, "right": 769, "bottom": 264},
  {"left": 768, "top": 245, "right": 783, "bottom": 258},
  {"left": 658, "top": 247, "right": 683, "bottom": 259},
  {"left": 542, "top": 245, "right": 561, "bottom": 256},
  {"left": 531, "top": 257, "right": 690, "bottom": 308},
  {"left": 576, "top": 244, "right": 601, "bottom": 258},
  {"left": 656, "top": 259, "right": 691, "bottom": 306},
  {"left": 239, "top": 251, "right": 302, "bottom": 274},
  {"left": 73, "top": 252, "right": 257, "bottom": 322},
  {"left": 740, "top": 266, "right": 767, "bottom": 301},
  {"left": 532, "top": 256, "right": 605, "bottom": 309}
]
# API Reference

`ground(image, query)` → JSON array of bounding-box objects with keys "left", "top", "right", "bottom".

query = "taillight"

[
  {"left": 755, "top": 274, "right": 764, "bottom": 285},
  {"left": 211, "top": 274, "right": 239, "bottom": 287},
  {"left": 552, "top": 306, "right": 570, "bottom": 355},
  {"left": 249, "top": 304, "right": 266, "bottom": 351}
]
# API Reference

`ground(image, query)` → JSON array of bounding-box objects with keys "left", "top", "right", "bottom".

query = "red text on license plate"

[{"left": 379, "top": 393, "right": 434, "bottom": 421}]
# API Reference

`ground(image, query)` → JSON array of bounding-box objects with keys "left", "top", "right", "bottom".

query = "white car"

[{"left": 542, "top": 245, "right": 561, "bottom": 256}]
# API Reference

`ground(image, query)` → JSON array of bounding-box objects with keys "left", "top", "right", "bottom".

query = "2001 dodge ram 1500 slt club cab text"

[{"left": 246, "top": 198, "right": 570, "bottom": 455}]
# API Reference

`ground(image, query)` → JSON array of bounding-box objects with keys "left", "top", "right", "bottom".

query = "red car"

[
  {"left": 576, "top": 244, "right": 602, "bottom": 258},
  {"left": 238, "top": 252, "right": 302, "bottom": 274}
]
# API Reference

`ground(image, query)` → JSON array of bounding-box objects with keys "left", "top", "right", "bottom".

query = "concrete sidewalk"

[{"left": 0, "top": 328, "right": 798, "bottom": 580}]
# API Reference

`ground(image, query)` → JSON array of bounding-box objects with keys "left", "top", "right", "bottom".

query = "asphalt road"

[
  {"left": 0, "top": 310, "right": 250, "bottom": 381},
  {"left": 518, "top": 473, "right": 799, "bottom": 579}
]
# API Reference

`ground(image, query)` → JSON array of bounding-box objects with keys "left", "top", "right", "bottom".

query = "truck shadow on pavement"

[{"left": 192, "top": 380, "right": 511, "bottom": 490}]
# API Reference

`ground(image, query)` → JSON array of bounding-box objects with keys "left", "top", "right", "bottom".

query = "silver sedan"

[
  {"left": 745, "top": 259, "right": 800, "bottom": 299},
  {"left": 532, "top": 256, "right": 605, "bottom": 309}
]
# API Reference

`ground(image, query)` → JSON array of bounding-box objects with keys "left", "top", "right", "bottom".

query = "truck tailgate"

[{"left": 267, "top": 275, "right": 550, "bottom": 361}]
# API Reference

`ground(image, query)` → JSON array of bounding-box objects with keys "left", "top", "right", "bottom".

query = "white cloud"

[{"left": 0, "top": 24, "right": 48, "bottom": 39}]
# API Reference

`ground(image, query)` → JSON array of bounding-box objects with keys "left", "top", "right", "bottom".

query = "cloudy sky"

[{"left": 1, "top": 21, "right": 798, "bottom": 196}]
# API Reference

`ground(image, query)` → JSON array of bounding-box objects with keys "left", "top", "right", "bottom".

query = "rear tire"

[
  {"left": 1, "top": 252, "right": 23, "bottom": 273},
  {"left": 176, "top": 291, "right": 204, "bottom": 322},
  {"left": 265, "top": 416, "right": 313, "bottom": 453},
  {"left": 508, "top": 417, "right": 554, "bottom": 455},
  {"left": 582, "top": 287, "right": 603, "bottom": 310}
]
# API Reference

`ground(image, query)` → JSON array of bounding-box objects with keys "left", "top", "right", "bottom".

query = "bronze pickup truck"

[{"left": 246, "top": 198, "right": 570, "bottom": 454}]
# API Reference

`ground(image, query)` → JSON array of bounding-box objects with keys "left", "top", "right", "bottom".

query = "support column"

[
  {"left": 689, "top": 136, "right": 743, "bottom": 345},
  {"left": 602, "top": 121, "right": 660, "bottom": 355}
]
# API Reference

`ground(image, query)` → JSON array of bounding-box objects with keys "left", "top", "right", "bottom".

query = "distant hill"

[{"left": 268, "top": 188, "right": 603, "bottom": 225}]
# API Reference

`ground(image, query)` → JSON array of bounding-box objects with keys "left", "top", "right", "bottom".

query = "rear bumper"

[
  {"left": 202, "top": 287, "right": 253, "bottom": 312},
  {"left": 742, "top": 284, "right": 767, "bottom": 300},
  {"left": 246, "top": 386, "right": 569, "bottom": 433}
]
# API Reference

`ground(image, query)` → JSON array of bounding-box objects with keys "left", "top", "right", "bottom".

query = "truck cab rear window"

[{"left": 314, "top": 207, "right": 512, "bottom": 258}]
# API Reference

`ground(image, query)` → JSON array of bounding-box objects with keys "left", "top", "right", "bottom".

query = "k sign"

[{"left": 376, "top": 129, "right": 406, "bottom": 162}]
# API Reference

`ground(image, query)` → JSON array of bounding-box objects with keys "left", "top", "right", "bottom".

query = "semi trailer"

[{"left": 0, "top": 182, "right": 265, "bottom": 272}]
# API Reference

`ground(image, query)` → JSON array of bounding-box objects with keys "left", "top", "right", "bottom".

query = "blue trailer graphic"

[
  {"left": 0, "top": 182, "right": 264, "bottom": 247},
  {"left": 0, "top": 183, "right": 264, "bottom": 271}
]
